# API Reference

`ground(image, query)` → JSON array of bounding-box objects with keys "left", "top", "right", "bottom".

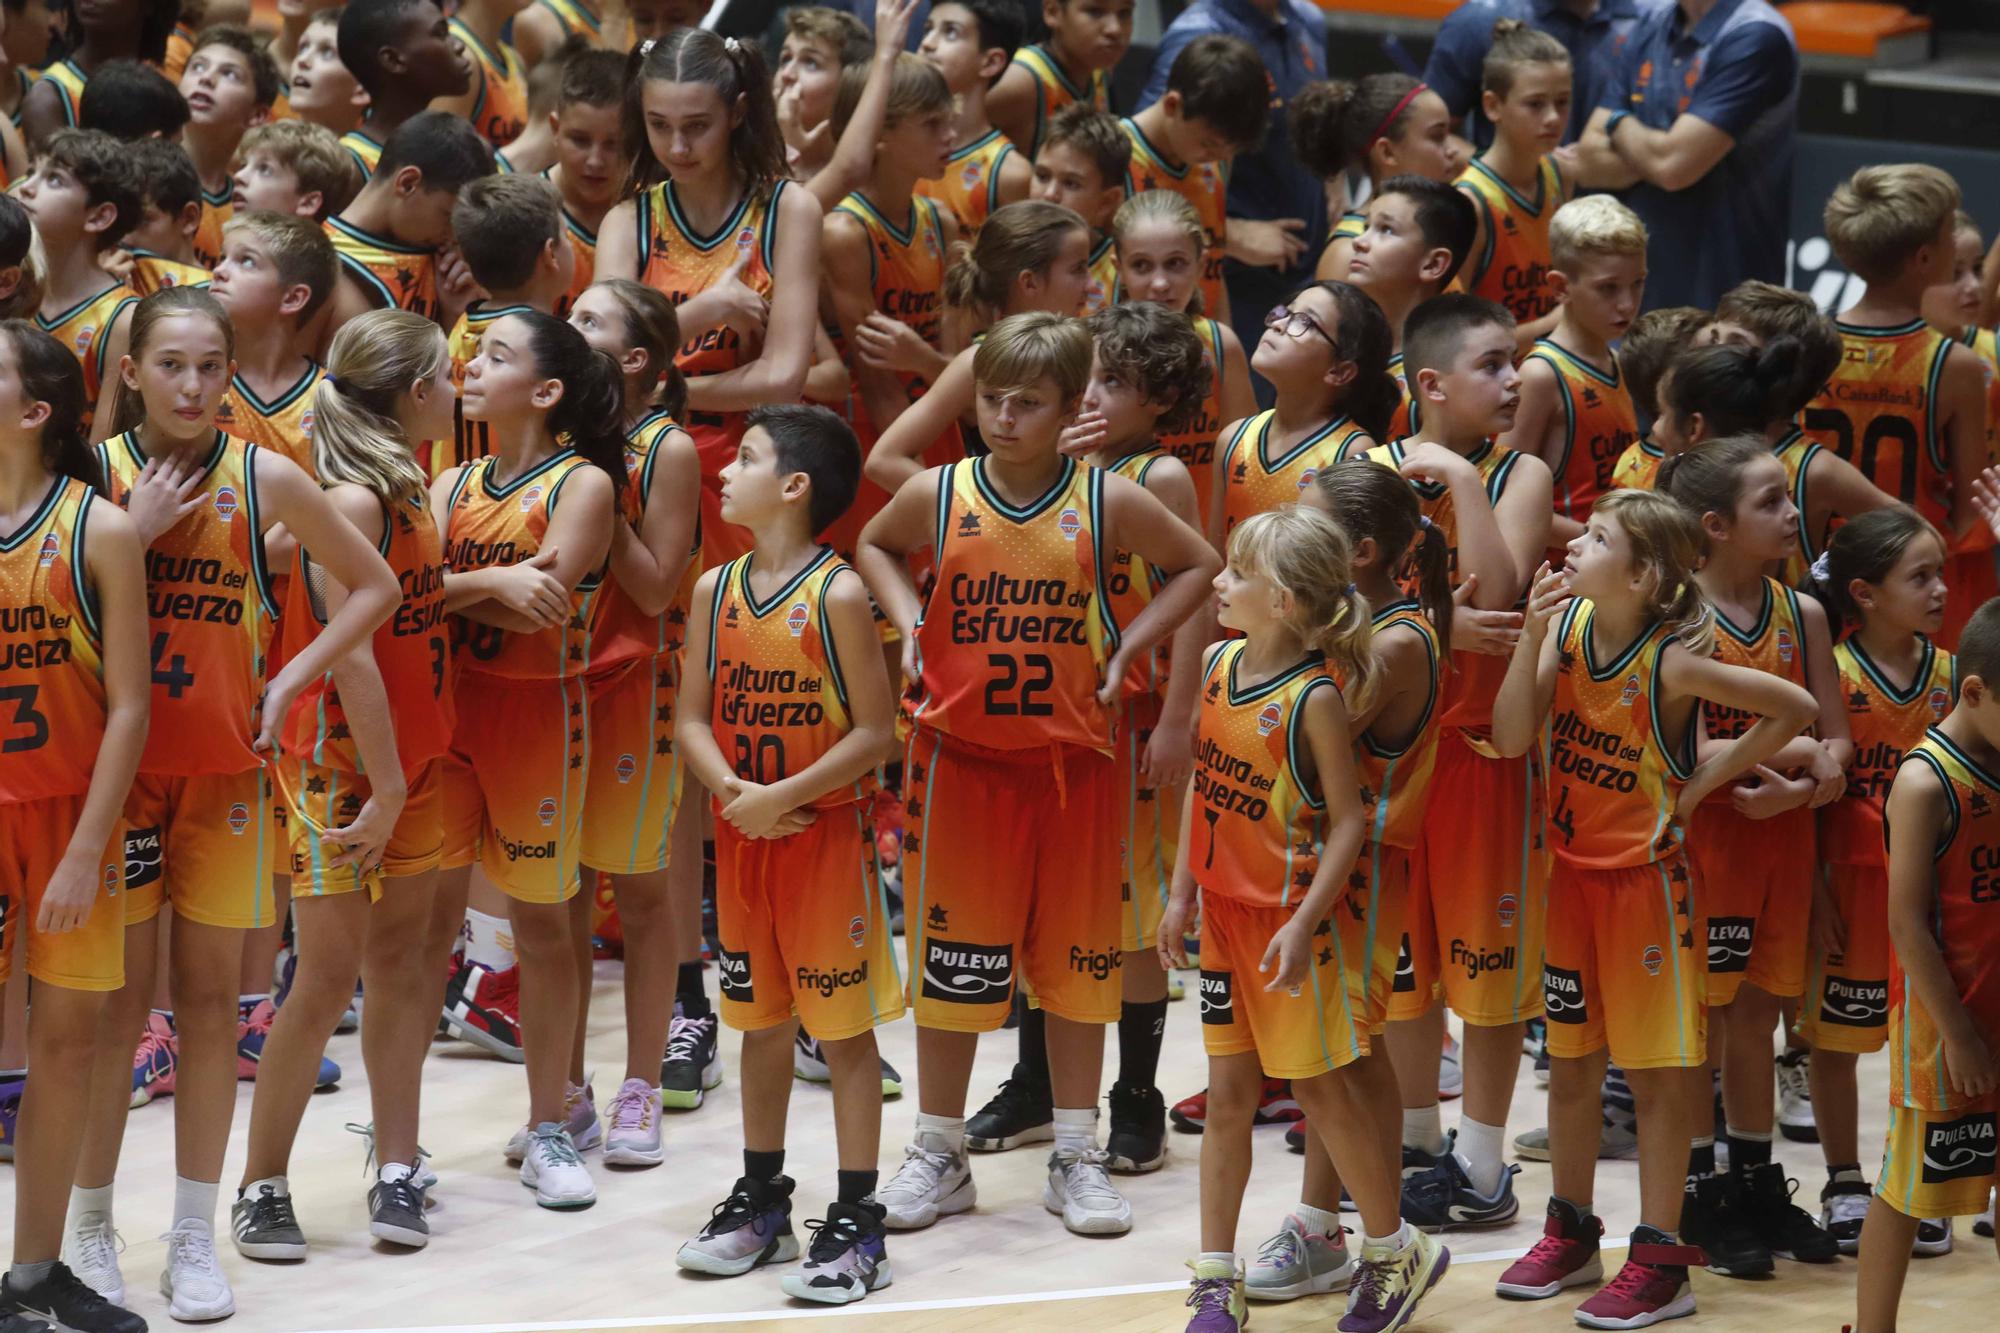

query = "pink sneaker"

[
  {"left": 1496, "top": 1198, "right": 1603, "bottom": 1299},
  {"left": 130, "top": 1011, "right": 178, "bottom": 1108},
  {"left": 1574, "top": 1235, "right": 1702, "bottom": 1329}
]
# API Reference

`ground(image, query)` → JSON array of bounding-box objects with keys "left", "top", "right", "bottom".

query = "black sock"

[
  {"left": 1016, "top": 1001, "right": 1050, "bottom": 1093},
  {"left": 1728, "top": 1129, "right": 1772, "bottom": 1171},
  {"left": 1117, "top": 997, "right": 1168, "bottom": 1090},
  {"left": 678, "top": 961, "right": 711, "bottom": 1020},
  {"left": 744, "top": 1149, "right": 785, "bottom": 1183},
  {"left": 837, "top": 1169, "right": 878, "bottom": 1204},
  {"left": 1687, "top": 1140, "right": 1715, "bottom": 1185}
]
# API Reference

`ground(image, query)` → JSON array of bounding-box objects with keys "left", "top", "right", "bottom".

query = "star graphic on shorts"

[
  {"left": 1294, "top": 869, "right": 1314, "bottom": 889},
  {"left": 909, "top": 763, "right": 925, "bottom": 783},
  {"left": 927, "top": 903, "right": 948, "bottom": 929},
  {"left": 1680, "top": 929, "right": 1695, "bottom": 950},
  {"left": 656, "top": 704, "right": 672, "bottom": 723},
  {"left": 1313, "top": 917, "right": 1333, "bottom": 938},
  {"left": 1671, "top": 861, "right": 1689, "bottom": 884},
  {"left": 905, "top": 800, "right": 922, "bottom": 819},
  {"left": 1317, "top": 946, "right": 1334, "bottom": 967},
  {"left": 903, "top": 834, "right": 920, "bottom": 854},
  {"left": 1294, "top": 837, "right": 1316, "bottom": 857},
  {"left": 656, "top": 736, "right": 672, "bottom": 755},
  {"left": 667, "top": 608, "right": 686, "bottom": 626},
  {"left": 568, "top": 646, "right": 583, "bottom": 663},
  {"left": 569, "top": 755, "right": 582, "bottom": 770},
  {"left": 1675, "top": 894, "right": 1691, "bottom": 920},
  {"left": 570, "top": 728, "right": 583, "bottom": 745},
  {"left": 306, "top": 775, "right": 328, "bottom": 795},
  {"left": 570, "top": 701, "right": 583, "bottom": 717},
  {"left": 1137, "top": 786, "right": 1155, "bottom": 801}
]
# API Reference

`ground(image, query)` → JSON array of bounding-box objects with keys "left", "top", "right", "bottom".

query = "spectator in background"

[{"left": 1424, "top": 0, "right": 1656, "bottom": 151}]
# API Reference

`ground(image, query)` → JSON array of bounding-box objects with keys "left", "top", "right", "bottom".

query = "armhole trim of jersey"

[
  {"left": 1288, "top": 675, "right": 1334, "bottom": 810},
  {"left": 1088, "top": 468, "right": 1120, "bottom": 650},
  {"left": 817, "top": 562, "right": 852, "bottom": 715},
  {"left": 243, "top": 444, "right": 281, "bottom": 621},
  {"left": 72, "top": 488, "right": 101, "bottom": 641},
  {"left": 1923, "top": 338, "right": 1951, "bottom": 475},
  {"left": 1651, "top": 634, "right": 1697, "bottom": 780},
  {"left": 1906, "top": 746, "right": 1958, "bottom": 860}
]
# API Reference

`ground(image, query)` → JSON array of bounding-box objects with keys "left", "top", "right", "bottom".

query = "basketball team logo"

[
  {"left": 299, "top": 409, "right": 315, "bottom": 440},
  {"left": 1497, "top": 892, "right": 1518, "bottom": 928},
  {"left": 1296, "top": 468, "right": 1317, "bottom": 491},
  {"left": 615, "top": 753, "right": 637, "bottom": 784},
  {"left": 959, "top": 160, "right": 982, "bottom": 189},
  {"left": 848, "top": 914, "right": 866, "bottom": 948},
  {"left": 536, "top": 796, "right": 558, "bottom": 827},
  {"left": 1776, "top": 627, "right": 1795, "bottom": 664},
  {"left": 1641, "top": 944, "right": 1664, "bottom": 977},
  {"left": 520, "top": 484, "right": 544, "bottom": 514},
  {"left": 37, "top": 532, "right": 59, "bottom": 567},
  {"left": 786, "top": 602, "right": 810, "bottom": 637},
  {"left": 1256, "top": 701, "right": 1283, "bottom": 736},
  {"left": 103, "top": 862, "right": 120, "bottom": 895},
  {"left": 75, "top": 325, "right": 96, "bottom": 356},
  {"left": 736, "top": 227, "right": 755, "bottom": 255},
  {"left": 1930, "top": 686, "right": 1951, "bottom": 719},
  {"left": 1620, "top": 674, "right": 1641, "bottom": 707},
  {"left": 1058, "top": 507, "right": 1082, "bottom": 539},
  {"left": 214, "top": 486, "right": 239, "bottom": 520},
  {"left": 227, "top": 802, "right": 250, "bottom": 835}
]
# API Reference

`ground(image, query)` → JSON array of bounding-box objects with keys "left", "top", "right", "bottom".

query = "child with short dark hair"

[
  {"left": 122, "top": 137, "right": 212, "bottom": 295},
  {"left": 179, "top": 25, "right": 282, "bottom": 267},
  {"left": 434, "top": 0, "right": 530, "bottom": 149},
  {"left": 546, "top": 47, "right": 627, "bottom": 310},
  {"left": 334, "top": 0, "right": 474, "bottom": 176},
  {"left": 915, "top": 0, "right": 1031, "bottom": 238},
  {"left": 77, "top": 60, "right": 190, "bottom": 143},
  {"left": 233, "top": 120, "right": 364, "bottom": 223},
  {"left": 210, "top": 210, "right": 340, "bottom": 472},
  {"left": 989, "top": 0, "right": 1131, "bottom": 157},
  {"left": 1029, "top": 104, "right": 1127, "bottom": 313},
  {"left": 287, "top": 8, "right": 367, "bottom": 142},
  {"left": 21, "top": 0, "right": 181, "bottom": 149},
  {"left": 1607, "top": 305, "right": 1709, "bottom": 491}
]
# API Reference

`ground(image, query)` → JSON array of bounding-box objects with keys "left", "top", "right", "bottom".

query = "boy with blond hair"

[
  {"left": 1029, "top": 104, "right": 1127, "bottom": 313},
  {"left": 1500, "top": 194, "right": 1646, "bottom": 542},
  {"left": 210, "top": 211, "right": 340, "bottom": 472},
  {"left": 233, "top": 121, "right": 365, "bottom": 224}
]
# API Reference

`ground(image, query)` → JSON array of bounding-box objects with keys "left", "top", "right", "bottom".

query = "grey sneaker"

[
  {"left": 1775, "top": 1048, "right": 1817, "bottom": 1143},
  {"left": 779, "top": 1200, "right": 892, "bottom": 1304},
  {"left": 1512, "top": 1119, "right": 1639, "bottom": 1163},
  {"left": 676, "top": 1176, "right": 800, "bottom": 1275},
  {"left": 1245, "top": 1214, "right": 1353, "bottom": 1301},
  {"left": 1043, "top": 1146, "right": 1132, "bottom": 1235},
  {"left": 231, "top": 1177, "right": 306, "bottom": 1260},
  {"left": 879, "top": 1130, "right": 976, "bottom": 1230}
]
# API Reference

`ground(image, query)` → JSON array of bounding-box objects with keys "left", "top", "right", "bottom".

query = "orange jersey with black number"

[
  {"left": 1800, "top": 319, "right": 1954, "bottom": 528},
  {"left": 705, "top": 546, "right": 873, "bottom": 811},
  {"left": 0, "top": 478, "right": 108, "bottom": 803},
  {"left": 592, "top": 410, "right": 701, "bottom": 674},
  {"left": 1159, "top": 315, "right": 1227, "bottom": 521},
  {"left": 637, "top": 179, "right": 786, "bottom": 380},
  {"left": 1545, "top": 603, "right": 1694, "bottom": 868},
  {"left": 97, "top": 430, "right": 275, "bottom": 776},
  {"left": 37, "top": 284, "right": 138, "bottom": 428},
  {"left": 444, "top": 303, "right": 536, "bottom": 476},
  {"left": 830, "top": 192, "right": 951, "bottom": 409},
  {"left": 1889, "top": 729, "right": 2000, "bottom": 1110},
  {"left": 327, "top": 216, "right": 437, "bottom": 320},
  {"left": 1612, "top": 436, "right": 1665, "bottom": 491},
  {"left": 215, "top": 364, "right": 323, "bottom": 473},
  {"left": 918, "top": 129, "right": 1018, "bottom": 238},
  {"left": 339, "top": 128, "right": 384, "bottom": 179},
  {"left": 192, "top": 185, "right": 232, "bottom": 269},
  {"left": 443, "top": 450, "right": 604, "bottom": 681},
  {"left": 1120, "top": 117, "right": 1228, "bottom": 315},
  {"left": 279, "top": 492, "right": 453, "bottom": 777},
  {"left": 1105, "top": 447, "right": 1170, "bottom": 697},
  {"left": 129, "top": 250, "right": 212, "bottom": 296},
  {"left": 451, "top": 18, "right": 529, "bottom": 147},
  {"left": 1528, "top": 339, "right": 1638, "bottom": 522},
  {"left": 1824, "top": 636, "right": 1954, "bottom": 867},
  {"left": 1190, "top": 640, "right": 1337, "bottom": 908},
  {"left": 1007, "top": 43, "right": 1109, "bottom": 156},
  {"left": 1701, "top": 579, "right": 1808, "bottom": 794},
  {"left": 1219, "top": 409, "right": 1370, "bottom": 543},
  {"left": 1352, "top": 600, "right": 1441, "bottom": 852},
  {"left": 35, "top": 58, "right": 87, "bottom": 127},
  {"left": 908, "top": 456, "right": 1116, "bottom": 752},
  {"left": 1456, "top": 155, "right": 1564, "bottom": 324}
]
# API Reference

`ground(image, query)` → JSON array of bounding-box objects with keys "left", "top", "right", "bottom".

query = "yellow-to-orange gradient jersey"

[
  {"left": 1084, "top": 233, "right": 1118, "bottom": 317},
  {"left": 1106, "top": 447, "right": 1170, "bottom": 698},
  {"left": 97, "top": 430, "right": 276, "bottom": 776},
  {"left": 908, "top": 456, "right": 1116, "bottom": 753},
  {"left": 339, "top": 128, "right": 384, "bottom": 179},
  {"left": 1770, "top": 427, "right": 1827, "bottom": 587},
  {"left": 1528, "top": 338, "right": 1638, "bottom": 523},
  {"left": 215, "top": 363, "right": 324, "bottom": 473},
  {"left": 918, "top": 129, "right": 1018, "bottom": 238},
  {"left": 1889, "top": 729, "right": 2000, "bottom": 1110},
  {"left": 830, "top": 192, "right": 951, "bottom": 416},
  {"left": 129, "top": 250, "right": 212, "bottom": 296},
  {"left": 637, "top": 179, "right": 788, "bottom": 381},
  {"left": 36, "top": 59, "right": 86, "bottom": 128},
  {"left": 1702, "top": 577, "right": 1807, "bottom": 787},
  {"left": 1455, "top": 154, "right": 1564, "bottom": 325},
  {"left": 1219, "top": 409, "right": 1370, "bottom": 543},
  {"left": 0, "top": 478, "right": 107, "bottom": 803},
  {"left": 705, "top": 545, "right": 874, "bottom": 811},
  {"left": 37, "top": 283, "right": 139, "bottom": 429},
  {"left": 1612, "top": 436, "right": 1664, "bottom": 491},
  {"left": 1159, "top": 315, "right": 1227, "bottom": 522},
  {"left": 1823, "top": 636, "right": 1954, "bottom": 867},
  {"left": 1545, "top": 603, "right": 1695, "bottom": 867},
  {"left": 591, "top": 410, "right": 701, "bottom": 675},
  {"left": 1352, "top": 599, "right": 1440, "bottom": 852},
  {"left": 451, "top": 18, "right": 529, "bottom": 147},
  {"left": 1120, "top": 117, "right": 1228, "bottom": 316},
  {"left": 1958, "top": 325, "right": 2000, "bottom": 451},
  {"left": 327, "top": 216, "right": 438, "bottom": 321},
  {"left": 444, "top": 302, "right": 536, "bottom": 477},
  {"left": 1008, "top": 43, "right": 1109, "bottom": 156},
  {"left": 279, "top": 493, "right": 454, "bottom": 778},
  {"left": 443, "top": 450, "right": 604, "bottom": 681},
  {"left": 558, "top": 194, "right": 597, "bottom": 311},
  {"left": 1800, "top": 319, "right": 1954, "bottom": 528},
  {"left": 1385, "top": 353, "right": 1418, "bottom": 442},
  {"left": 1331, "top": 210, "right": 1365, "bottom": 244},
  {"left": 535, "top": 0, "right": 601, "bottom": 40},
  {"left": 192, "top": 184, "right": 232, "bottom": 270},
  {"left": 1190, "top": 639, "right": 1338, "bottom": 908}
]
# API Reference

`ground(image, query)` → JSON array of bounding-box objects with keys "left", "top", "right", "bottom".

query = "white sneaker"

[
  {"left": 63, "top": 1212, "right": 126, "bottom": 1306},
  {"left": 1913, "top": 1216, "right": 1953, "bottom": 1256},
  {"left": 1246, "top": 1214, "right": 1354, "bottom": 1300},
  {"left": 505, "top": 1082, "right": 599, "bottom": 1163},
  {"left": 1439, "top": 1034, "right": 1463, "bottom": 1100},
  {"left": 878, "top": 1130, "right": 976, "bottom": 1231},
  {"left": 602, "top": 1078, "right": 665, "bottom": 1167},
  {"left": 794, "top": 1030, "right": 832, "bottom": 1083},
  {"left": 1775, "top": 1049, "right": 1816, "bottom": 1142},
  {"left": 519, "top": 1123, "right": 596, "bottom": 1209},
  {"left": 1043, "top": 1146, "right": 1133, "bottom": 1235},
  {"left": 159, "top": 1220, "right": 236, "bottom": 1321}
]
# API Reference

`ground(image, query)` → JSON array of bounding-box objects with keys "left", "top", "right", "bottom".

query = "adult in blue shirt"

[
  {"left": 1144, "top": 0, "right": 1330, "bottom": 401},
  {"left": 1424, "top": 0, "right": 1658, "bottom": 150},
  {"left": 1572, "top": 0, "right": 1798, "bottom": 311}
]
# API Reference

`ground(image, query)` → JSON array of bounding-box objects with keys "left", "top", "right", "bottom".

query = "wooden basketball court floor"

[{"left": 8, "top": 962, "right": 1994, "bottom": 1333}]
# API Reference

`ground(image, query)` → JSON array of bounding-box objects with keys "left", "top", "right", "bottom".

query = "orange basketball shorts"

[
  {"left": 1687, "top": 802, "right": 1812, "bottom": 1005},
  {"left": 122, "top": 768, "right": 275, "bottom": 928},
  {"left": 0, "top": 797, "right": 125, "bottom": 990},
  {"left": 1352, "top": 841, "right": 1413, "bottom": 1035},
  {"left": 1878, "top": 1097, "right": 2000, "bottom": 1220},
  {"left": 1117, "top": 690, "right": 1181, "bottom": 955},
  {"left": 1797, "top": 860, "right": 1890, "bottom": 1054},
  {"left": 280, "top": 756, "right": 444, "bottom": 899},
  {"left": 581, "top": 655, "right": 685, "bottom": 876},
  {"left": 1197, "top": 891, "right": 1367, "bottom": 1078},
  {"left": 1543, "top": 852, "right": 1707, "bottom": 1070},
  {"left": 441, "top": 671, "right": 588, "bottom": 904}
]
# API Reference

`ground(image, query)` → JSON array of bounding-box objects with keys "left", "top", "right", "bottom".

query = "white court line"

[{"left": 297, "top": 1238, "right": 1633, "bottom": 1333}]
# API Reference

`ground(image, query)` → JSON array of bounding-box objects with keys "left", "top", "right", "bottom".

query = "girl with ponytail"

[
  {"left": 1293, "top": 74, "right": 1462, "bottom": 282},
  {"left": 1487, "top": 486, "right": 1816, "bottom": 1316},
  {"left": 430, "top": 308, "right": 619, "bottom": 1211},
  {"left": 236, "top": 309, "right": 463, "bottom": 1248}
]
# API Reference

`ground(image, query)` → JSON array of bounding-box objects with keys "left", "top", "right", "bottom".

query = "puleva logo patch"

[
  {"left": 717, "top": 947, "right": 753, "bottom": 1002},
  {"left": 1819, "top": 975, "right": 1887, "bottom": 1027},
  {"left": 1543, "top": 964, "right": 1587, "bottom": 1024},
  {"left": 919, "top": 937, "right": 1012, "bottom": 1004},
  {"left": 123, "top": 825, "right": 163, "bottom": 889},
  {"left": 1921, "top": 1112, "right": 1998, "bottom": 1183},
  {"left": 1707, "top": 916, "right": 1754, "bottom": 974},
  {"left": 1198, "top": 969, "right": 1234, "bottom": 1025}
]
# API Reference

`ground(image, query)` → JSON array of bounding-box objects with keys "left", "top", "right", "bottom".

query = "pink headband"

[{"left": 1370, "top": 83, "right": 1429, "bottom": 148}]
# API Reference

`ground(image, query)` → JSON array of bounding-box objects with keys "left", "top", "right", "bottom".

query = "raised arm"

[
  {"left": 685, "top": 185, "right": 822, "bottom": 411},
  {"left": 865, "top": 348, "right": 973, "bottom": 493}
]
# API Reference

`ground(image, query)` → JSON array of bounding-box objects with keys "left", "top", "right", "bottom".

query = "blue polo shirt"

[
  {"left": 1424, "top": 0, "right": 1659, "bottom": 149},
  {"left": 1601, "top": 0, "right": 1798, "bottom": 311}
]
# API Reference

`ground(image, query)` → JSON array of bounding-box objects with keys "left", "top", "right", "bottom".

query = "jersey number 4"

[{"left": 150, "top": 633, "right": 197, "bottom": 699}]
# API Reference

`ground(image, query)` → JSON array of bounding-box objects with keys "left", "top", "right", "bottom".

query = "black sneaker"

[
  {"left": 1285, "top": 1122, "right": 1306, "bottom": 1153},
  {"left": 2, "top": 1263, "right": 144, "bottom": 1333},
  {"left": 661, "top": 1012, "right": 722, "bottom": 1110},
  {"left": 779, "top": 1200, "right": 891, "bottom": 1304},
  {"left": 964, "top": 1064, "right": 1053, "bottom": 1152},
  {"left": 1819, "top": 1175, "right": 1871, "bottom": 1255},
  {"left": 1738, "top": 1162, "right": 1838, "bottom": 1263},
  {"left": 1679, "top": 1175, "right": 1773, "bottom": 1277},
  {"left": 230, "top": 1179, "right": 306, "bottom": 1261},
  {"left": 368, "top": 1170, "right": 429, "bottom": 1249},
  {"left": 1104, "top": 1081, "right": 1166, "bottom": 1173}
]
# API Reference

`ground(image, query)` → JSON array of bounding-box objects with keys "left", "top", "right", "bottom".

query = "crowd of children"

[{"left": 0, "top": 4, "right": 1998, "bottom": 1333}]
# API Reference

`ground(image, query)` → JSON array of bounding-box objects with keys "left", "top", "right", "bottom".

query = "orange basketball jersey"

[
  {"left": 215, "top": 363, "right": 323, "bottom": 473},
  {"left": 1219, "top": 409, "right": 1370, "bottom": 543},
  {"left": 830, "top": 192, "right": 952, "bottom": 419},
  {"left": 1385, "top": 353, "right": 1418, "bottom": 442},
  {"left": 36, "top": 59, "right": 87, "bottom": 128},
  {"left": 918, "top": 129, "right": 1018, "bottom": 238},
  {"left": 1770, "top": 427, "right": 1827, "bottom": 587},
  {"left": 37, "top": 283, "right": 139, "bottom": 429},
  {"left": 0, "top": 478, "right": 108, "bottom": 803},
  {"left": 636, "top": 179, "right": 786, "bottom": 382},
  {"left": 129, "top": 250, "right": 212, "bottom": 296},
  {"left": 192, "top": 184, "right": 232, "bottom": 270},
  {"left": 1190, "top": 639, "right": 1338, "bottom": 908},
  {"left": 451, "top": 18, "right": 529, "bottom": 147},
  {"left": 1158, "top": 315, "right": 1227, "bottom": 523},
  {"left": 97, "top": 430, "right": 275, "bottom": 776},
  {"left": 1612, "top": 436, "right": 1664, "bottom": 491},
  {"left": 1799, "top": 319, "right": 1954, "bottom": 528},
  {"left": 1703, "top": 577, "right": 1808, "bottom": 754},
  {"left": 1353, "top": 600, "right": 1441, "bottom": 852},
  {"left": 339, "top": 128, "right": 384, "bottom": 179},
  {"left": 1958, "top": 325, "right": 2000, "bottom": 451},
  {"left": 1106, "top": 446, "right": 1171, "bottom": 697},
  {"left": 1007, "top": 43, "right": 1109, "bottom": 156},
  {"left": 327, "top": 216, "right": 437, "bottom": 321},
  {"left": 1823, "top": 636, "right": 1954, "bottom": 867},
  {"left": 591, "top": 410, "right": 701, "bottom": 675},
  {"left": 1455, "top": 154, "right": 1564, "bottom": 325},
  {"left": 907, "top": 456, "right": 1116, "bottom": 753},
  {"left": 1527, "top": 338, "right": 1638, "bottom": 523},
  {"left": 1084, "top": 234, "right": 1118, "bottom": 317},
  {"left": 1120, "top": 117, "right": 1229, "bottom": 316},
  {"left": 558, "top": 193, "right": 598, "bottom": 311}
]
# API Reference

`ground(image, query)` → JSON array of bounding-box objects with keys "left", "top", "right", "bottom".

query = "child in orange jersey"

[
  {"left": 435, "top": 0, "right": 532, "bottom": 150},
  {"left": 1501, "top": 195, "right": 1644, "bottom": 544},
  {"left": 1657, "top": 437, "right": 1851, "bottom": 1276},
  {"left": 178, "top": 27, "right": 281, "bottom": 268},
  {"left": 773, "top": 6, "right": 870, "bottom": 182},
  {"left": 233, "top": 121, "right": 366, "bottom": 224},
  {"left": 672, "top": 404, "right": 904, "bottom": 1304},
  {"left": 989, "top": 0, "right": 1129, "bottom": 157},
  {"left": 232, "top": 309, "right": 459, "bottom": 1257},
  {"left": 1490, "top": 488, "right": 1816, "bottom": 1327},
  {"left": 545, "top": 50, "right": 630, "bottom": 311},
  {"left": 66, "top": 287, "right": 397, "bottom": 1321},
  {"left": 287, "top": 9, "right": 368, "bottom": 143},
  {"left": 494, "top": 39, "right": 570, "bottom": 177},
  {"left": 1802, "top": 166, "right": 1990, "bottom": 647},
  {"left": 1110, "top": 190, "right": 1255, "bottom": 538},
  {"left": 916, "top": 0, "right": 1031, "bottom": 239},
  {"left": 1607, "top": 306, "right": 1709, "bottom": 493},
  {"left": 790, "top": 0, "right": 928, "bottom": 216},
  {"left": 0, "top": 323, "right": 151, "bottom": 1333},
  {"left": 16, "top": 130, "right": 141, "bottom": 437},
  {"left": 856, "top": 312, "right": 1218, "bottom": 1238},
  {"left": 1299, "top": 76, "right": 1464, "bottom": 282},
  {"left": 1798, "top": 508, "right": 1958, "bottom": 1257},
  {"left": 1027, "top": 105, "right": 1127, "bottom": 314},
  {"left": 1925, "top": 210, "right": 2000, "bottom": 437},
  {"left": 864, "top": 199, "right": 1093, "bottom": 494},
  {"left": 430, "top": 311, "right": 620, "bottom": 1210},
  {"left": 19, "top": 0, "right": 178, "bottom": 149},
  {"left": 568, "top": 278, "right": 705, "bottom": 1159},
  {"left": 1454, "top": 21, "right": 1572, "bottom": 348},
  {"left": 1852, "top": 595, "right": 2000, "bottom": 1332},
  {"left": 210, "top": 211, "right": 337, "bottom": 473},
  {"left": 331, "top": 0, "right": 475, "bottom": 179},
  {"left": 1361, "top": 294, "right": 1553, "bottom": 1236},
  {"left": 596, "top": 28, "right": 822, "bottom": 570},
  {"left": 1164, "top": 506, "right": 1447, "bottom": 1333},
  {"left": 512, "top": 0, "right": 602, "bottom": 68},
  {"left": 121, "top": 138, "right": 215, "bottom": 296}
]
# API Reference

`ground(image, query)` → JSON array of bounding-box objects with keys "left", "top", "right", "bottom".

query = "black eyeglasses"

[{"left": 1265, "top": 305, "right": 1343, "bottom": 357}]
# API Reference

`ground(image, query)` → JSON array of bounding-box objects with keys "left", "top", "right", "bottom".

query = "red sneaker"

[
  {"left": 1574, "top": 1237, "right": 1703, "bottom": 1329},
  {"left": 1169, "top": 1079, "right": 1302, "bottom": 1134},
  {"left": 1495, "top": 1199, "right": 1603, "bottom": 1299}
]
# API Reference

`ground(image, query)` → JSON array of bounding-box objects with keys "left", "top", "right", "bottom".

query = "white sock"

[
  {"left": 1362, "top": 1222, "right": 1411, "bottom": 1251},
  {"left": 1456, "top": 1116, "right": 1507, "bottom": 1196},
  {"left": 68, "top": 1183, "right": 113, "bottom": 1226},
  {"left": 1296, "top": 1202, "right": 1341, "bottom": 1238},
  {"left": 172, "top": 1177, "right": 220, "bottom": 1231},
  {"left": 464, "top": 908, "right": 516, "bottom": 971},
  {"left": 1402, "top": 1105, "right": 1446, "bottom": 1155},
  {"left": 1197, "top": 1250, "right": 1237, "bottom": 1268},
  {"left": 915, "top": 1113, "right": 965, "bottom": 1153},
  {"left": 1053, "top": 1106, "right": 1098, "bottom": 1154}
]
